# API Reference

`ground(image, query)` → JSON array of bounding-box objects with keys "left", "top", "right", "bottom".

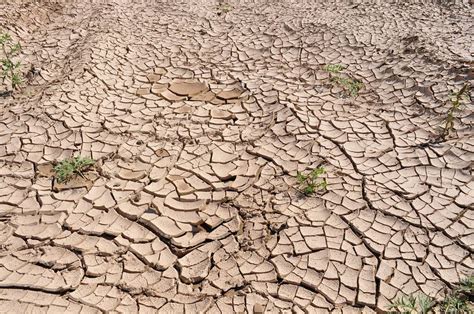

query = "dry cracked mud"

[{"left": 0, "top": 1, "right": 473, "bottom": 313}]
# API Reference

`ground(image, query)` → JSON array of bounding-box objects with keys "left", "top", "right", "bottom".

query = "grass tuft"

[
  {"left": 387, "top": 276, "right": 474, "bottom": 314},
  {"left": 441, "top": 275, "right": 473, "bottom": 314}
]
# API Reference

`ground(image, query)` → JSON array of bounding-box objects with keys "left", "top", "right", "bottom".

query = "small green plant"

[
  {"left": 54, "top": 156, "right": 95, "bottom": 183},
  {"left": 296, "top": 166, "right": 327, "bottom": 196},
  {"left": 442, "top": 294, "right": 470, "bottom": 314},
  {"left": 388, "top": 294, "right": 435, "bottom": 314},
  {"left": 323, "top": 64, "right": 344, "bottom": 73},
  {"left": 324, "top": 63, "right": 363, "bottom": 96},
  {"left": 441, "top": 276, "right": 473, "bottom": 314},
  {"left": 330, "top": 76, "right": 363, "bottom": 96},
  {"left": 387, "top": 276, "right": 474, "bottom": 314},
  {"left": 0, "top": 32, "right": 22, "bottom": 90},
  {"left": 458, "top": 276, "right": 474, "bottom": 294},
  {"left": 418, "top": 295, "right": 437, "bottom": 314},
  {"left": 441, "top": 84, "right": 470, "bottom": 139},
  {"left": 216, "top": 2, "right": 233, "bottom": 14}
]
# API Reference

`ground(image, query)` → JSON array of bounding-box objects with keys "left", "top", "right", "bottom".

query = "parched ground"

[{"left": 0, "top": 1, "right": 473, "bottom": 313}]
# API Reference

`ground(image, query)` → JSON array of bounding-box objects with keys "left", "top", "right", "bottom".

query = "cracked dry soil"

[{"left": 0, "top": 1, "right": 473, "bottom": 313}]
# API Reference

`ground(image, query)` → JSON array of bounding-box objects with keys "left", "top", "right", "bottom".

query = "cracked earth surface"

[{"left": 0, "top": 1, "right": 473, "bottom": 313}]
